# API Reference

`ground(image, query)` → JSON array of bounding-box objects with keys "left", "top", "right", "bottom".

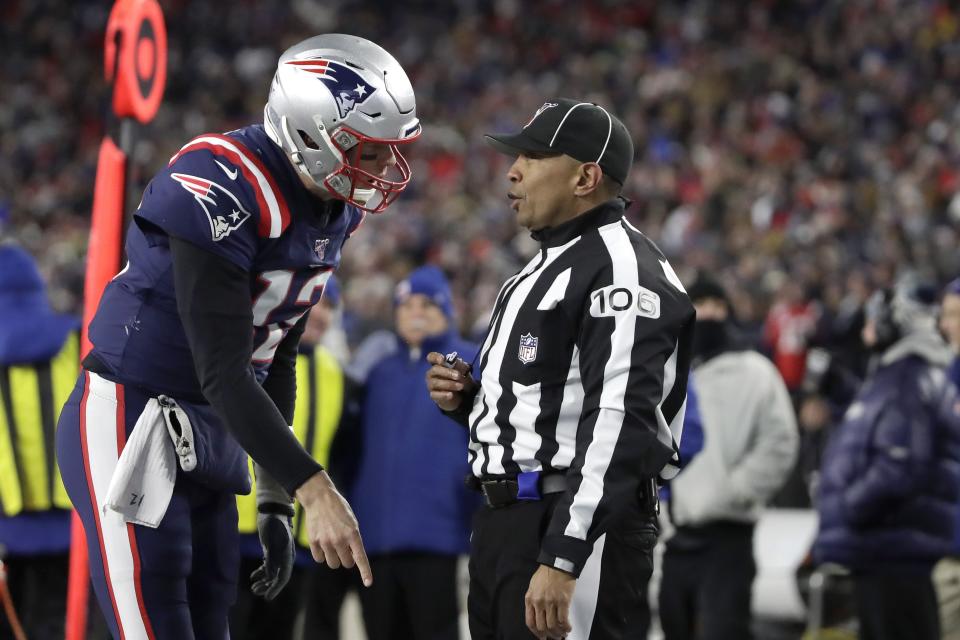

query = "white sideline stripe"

[
  {"left": 569, "top": 533, "right": 606, "bottom": 639},
  {"left": 85, "top": 373, "right": 151, "bottom": 639},
  {"left": 178, "top": 136, "right": 285, "bottom": 238}
]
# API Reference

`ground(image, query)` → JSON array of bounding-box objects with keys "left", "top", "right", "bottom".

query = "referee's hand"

[
  {"left": 426, "top": 351, "right": 476, "bottom": 412},
  {"left": 525, "top": 565, "right": 575, "bottom": 639}
]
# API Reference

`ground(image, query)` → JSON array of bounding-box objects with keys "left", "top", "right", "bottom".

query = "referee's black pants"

[{"left": 467, "top": 493, "right": 658, "bottom": 640}]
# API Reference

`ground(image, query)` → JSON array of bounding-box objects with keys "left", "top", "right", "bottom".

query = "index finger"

[
  {"left": 351, "top": 535, "right": 373, "bottom": 587},
  {"left": 425, "top": 352, "right": 445, "bottom": 365}
]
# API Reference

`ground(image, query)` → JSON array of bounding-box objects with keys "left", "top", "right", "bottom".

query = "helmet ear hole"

[{"left": 297, "top": 130, "right": 320, "bottom": 150}]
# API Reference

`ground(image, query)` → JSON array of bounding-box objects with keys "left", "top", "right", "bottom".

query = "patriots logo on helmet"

[
  {"left": 286, "top": 58, "right": 376, "bottom": 119},
  {"left": 170, "top": 173, "right": 252, "bottom": 242}
]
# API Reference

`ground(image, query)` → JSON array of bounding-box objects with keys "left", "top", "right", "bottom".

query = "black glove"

[{"left": 250, "top": 503, "right": 295, "bottom": 600}]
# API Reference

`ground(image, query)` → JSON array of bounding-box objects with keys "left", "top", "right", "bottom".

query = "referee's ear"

[{"left": 573, "top": 162, "right": 606, "bottom": 198}]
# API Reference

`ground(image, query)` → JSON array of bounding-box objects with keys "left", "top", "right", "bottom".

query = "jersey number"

[
  {"left": 251, "top": 269, "right": 331, "bottom": 363},
  {"left": 589, "top": 285, "right": 661, "bottom": 319}
]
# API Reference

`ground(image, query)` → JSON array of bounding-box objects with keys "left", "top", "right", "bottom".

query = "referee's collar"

[{"left": 530, "top": 197, "right": 629, "bottom": 248}]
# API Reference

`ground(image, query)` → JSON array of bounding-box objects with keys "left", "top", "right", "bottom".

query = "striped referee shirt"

[{"left": 460, "top": 198, "right": 694, "bottom": 576}]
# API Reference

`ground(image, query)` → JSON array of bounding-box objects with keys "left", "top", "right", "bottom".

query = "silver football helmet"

[{"left": 264, "top": 34, "right": 421, "bottom": 213}]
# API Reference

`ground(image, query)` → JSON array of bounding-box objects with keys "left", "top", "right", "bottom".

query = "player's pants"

[
  {"left": 56, "top": 371, "right": 240, "bottom": 640},
  {"left": 467, "top": 493, "right": 658, "bottom": 640}
]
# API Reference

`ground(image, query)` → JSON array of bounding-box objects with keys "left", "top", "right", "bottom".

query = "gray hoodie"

[{"left": 670, "top": 349, "right": 799, "bottom": 526}]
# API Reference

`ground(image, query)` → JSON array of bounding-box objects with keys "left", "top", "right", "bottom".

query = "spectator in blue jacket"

[
  {"left": 936, "top": 277, "right": 960, "bottom": 640},
  {"left": 814, "top": 275, "right": 960, "bottom": 640},
  {"left": 349, "top": 265, "right": 478, "bottom": 640}
]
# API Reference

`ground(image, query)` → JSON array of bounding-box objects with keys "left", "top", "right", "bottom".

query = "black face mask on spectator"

[{"left": 692, "top": 319, "right": 732, "bottom": 363}]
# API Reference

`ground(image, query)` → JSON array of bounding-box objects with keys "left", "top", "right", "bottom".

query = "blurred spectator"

[
  {"left": 775, "top": 344, "right": 866, "bottom": 508},
  {"left": 936, "top": 277, "right": 960, "bottom": 640},
  {"left": 763, "top": 281, "right": 821, "bottom": 394},
  {"left": 0, "top": 243, "right": 80, "bottom": 640},
  {"left": 942, "top": 278, "right": 960, "bottom": 386},
  {"left": 814, "top": 276, "right": 960, "bottom": 640},
  {"left": 348, "top": 266, "right": 478, "bottom": 640},
  {"left": 660, "top": 273, "right": 798, "bottom": 640},
  {"left": 231, "top": 278, "right": 360, "bottom": 640},
  {"left": 6, "top": 1, "right": 960, "bottom": 364}
]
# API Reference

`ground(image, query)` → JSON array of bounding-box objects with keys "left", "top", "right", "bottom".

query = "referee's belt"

[{"left": 466, "top": 471, "right": 567, "bottom": 509}]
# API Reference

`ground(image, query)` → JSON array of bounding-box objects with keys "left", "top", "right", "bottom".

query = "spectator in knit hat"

[
  {"left": 348, "top": 265, "right": 479, "bottom": 640},
  {"left": 815, "top": 276, "right": 960, "bottom": 640}
]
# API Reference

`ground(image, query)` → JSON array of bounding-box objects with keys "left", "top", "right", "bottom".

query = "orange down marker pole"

[{"left": 66, "top": 2, "right": 166, "bottom": 638}]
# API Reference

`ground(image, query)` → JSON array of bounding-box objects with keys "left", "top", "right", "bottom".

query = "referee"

[{"left": 427, "top": 98, "right": 695, "bottom": 640}]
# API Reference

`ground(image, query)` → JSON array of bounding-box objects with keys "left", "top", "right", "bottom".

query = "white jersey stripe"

[
  {"left": 550, "top": 345, "right": 583, "bottom": 470},
  {"left": 84, "top": 373, "right": 153, "bottom": 640},
  {"left": 470, "top": 237, "right": 580, "bottom": 476},
  {"left": 471, "top": 255, "right": 545, "bottom": 476},
  {"left": 564, "top": 221, "right": 637, "bottom": 541},
  {"left": 507, "top": 381, "right": 544, "bottom": 470},
  {"left": 656, "top": 340, "right": 684, "bottom": 479},
  {"left": 173, "top": 136, "right": 287, "bottom": 238},
  {"left": 569, "top": 533, "right": 607, "bottom": 639}
]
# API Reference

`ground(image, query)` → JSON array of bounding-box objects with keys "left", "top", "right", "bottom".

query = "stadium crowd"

[
  {"left": 5, "top": 0, "right": 960, "bottom": 638},
  {"left": 4, "top": 0, "right": 959, "bottom": 357}
]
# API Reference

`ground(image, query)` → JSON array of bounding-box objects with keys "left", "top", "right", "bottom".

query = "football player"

[{"left": 55, "top": 34, "right": 420, "bottom": 639}]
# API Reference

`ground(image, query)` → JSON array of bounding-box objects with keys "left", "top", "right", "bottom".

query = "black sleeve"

[
  {"left": 262, "top": 311, "right": 309, "bottom": 425},
  {"left": 170, "top": 236, "right": 322, "bottom": 495}
]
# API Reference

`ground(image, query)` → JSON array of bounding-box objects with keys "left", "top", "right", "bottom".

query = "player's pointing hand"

[{"left": 295, "top": 470, "right": 373, "bottom": 586}]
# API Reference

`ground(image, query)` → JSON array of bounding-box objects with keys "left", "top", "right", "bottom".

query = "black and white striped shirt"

[{"left": 463, "top": 198, "right": 694, "bottom": 575}]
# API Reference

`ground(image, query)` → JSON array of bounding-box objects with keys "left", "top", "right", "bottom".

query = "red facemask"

[{"left": 323, "top": 125, "right": 419, "bottom": 213}]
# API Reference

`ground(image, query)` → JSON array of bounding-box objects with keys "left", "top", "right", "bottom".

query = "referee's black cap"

[{"left": 484, "top": 98, "right": 634, "bottom": 185}]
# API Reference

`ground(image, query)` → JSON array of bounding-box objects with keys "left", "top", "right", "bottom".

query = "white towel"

[{"left": 103, "top": 398, "right": 177, "bottom": 528}]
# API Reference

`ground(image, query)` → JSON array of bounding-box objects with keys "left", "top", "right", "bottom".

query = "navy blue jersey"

[{"left": 88, "top": 125, "right": 363, "bottom": 399}]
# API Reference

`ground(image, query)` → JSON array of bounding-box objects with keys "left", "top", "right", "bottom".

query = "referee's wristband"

[{"left": 257, "top": 502, "right": 295, "bottom": 518}]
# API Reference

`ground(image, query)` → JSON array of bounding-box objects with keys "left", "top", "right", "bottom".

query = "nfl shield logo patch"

[
  {"left": 518, "top": 333, "right": 538, "bottom": 364},
  {"left": 314, "top": 238, "right": 330, "bottom": 261}
]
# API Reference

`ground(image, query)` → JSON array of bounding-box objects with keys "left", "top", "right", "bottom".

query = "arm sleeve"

[
  {"left": 538, "top": 280, "right": 693, "bottom": 576},
  {"left": 253, "top": 312, "right": 310, "bottom": 507},
  {"left": 261, "top": 311, "right": 309, "bottom": 425},
  {"left": 170, "top": 236, "right": 322, "bottom": 496},
  {"left": 726, "top": 363, "right": 800, "bottom": 505}
]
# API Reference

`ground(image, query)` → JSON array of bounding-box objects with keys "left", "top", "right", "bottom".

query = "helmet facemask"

[{"left": 323, "top": 126, "right": 415, "bottom": 213}]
